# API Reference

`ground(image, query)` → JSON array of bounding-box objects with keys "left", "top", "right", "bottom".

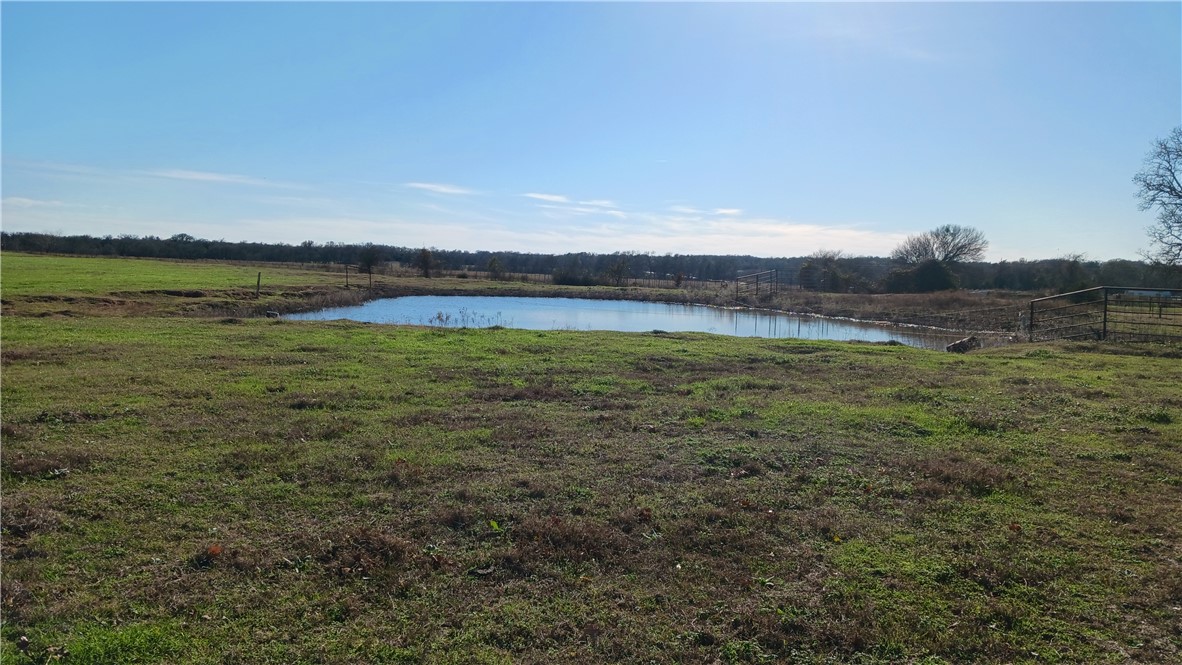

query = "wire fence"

[
  {"left": 884, "top": 304, "right": 1025, "bottom": 335},
  {"left": 1029, "top": 286, "right": 1182, "bottom": 342}
]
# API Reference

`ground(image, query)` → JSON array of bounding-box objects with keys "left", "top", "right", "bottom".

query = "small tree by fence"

[{"left": 1028, "top": 286, "right": 1182, "bottom": 342}]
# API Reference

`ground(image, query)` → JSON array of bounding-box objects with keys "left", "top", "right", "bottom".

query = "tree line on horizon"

[{"left": 4, "top": 230, "right": 1179, "bottom": 293}]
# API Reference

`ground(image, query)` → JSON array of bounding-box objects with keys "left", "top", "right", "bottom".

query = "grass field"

[
  {"left": 2, "top": 254, "right": 1181, "bottom": 663},
  {"left": 0, "top": 253, "right": 699, "bottom": 320},
  {"left": 0, "top": 253, "right": 366, "bottom": 318}
]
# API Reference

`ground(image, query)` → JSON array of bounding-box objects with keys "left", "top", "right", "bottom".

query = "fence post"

[
  {"left": 1102, "top": 288, "right": 1109, "bottom": 340},
  {"left": 256, "top": 272, "right": 261, "bottom": 297},
  {"left": 1028, "top": 300, "right": 1035, "bottom": 342}
]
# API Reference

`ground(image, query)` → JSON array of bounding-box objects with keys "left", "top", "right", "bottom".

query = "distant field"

[
  {"left": 0, "top": 253, "right": 369, "bottom": 317},
  {"left": 3, "top": 309, "right": 1181, "bottom": 663},
  {"left": 0, "top": 253, "right": 686, "bottom": 318},
  {"left": 0, "top": 252, "right": 349, "bottom": 297}
]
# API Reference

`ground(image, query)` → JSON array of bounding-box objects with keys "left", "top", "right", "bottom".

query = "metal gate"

[{"left": 1028, "top": 287, "right": 1182, "bottom": 342}]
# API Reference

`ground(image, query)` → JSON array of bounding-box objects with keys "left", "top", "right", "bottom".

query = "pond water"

[{"left": 286, "top": 295, "right": 972, "bottom": 350}]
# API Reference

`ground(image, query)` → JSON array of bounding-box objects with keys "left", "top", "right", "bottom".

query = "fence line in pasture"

[
  {"left": 1029, "top": 286, "right": 1182, "bottom": 342},
  {"left": 886, "top": 304, "right": 1025, "bottom": 335}
]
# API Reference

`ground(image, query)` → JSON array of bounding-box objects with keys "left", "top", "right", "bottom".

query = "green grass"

[
  {"left": 2, "top": 253, "right": 1181, "bottom": 663},
  {"left": 0, "top": 252, "right": 692, "bottom": 319},
  {"left": 0, "top": 252, "right": 350, "bottom": 297},
  {"left": 0, "top": 252, "right": 369, "bottom": 318}
]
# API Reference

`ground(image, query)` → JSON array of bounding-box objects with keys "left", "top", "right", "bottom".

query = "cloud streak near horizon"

[
  {"left": 522, "top": 192, "right": 570, "bottom": 203},
  {"left": 6, "top": 160, "right": 299, "bottom": 190},
  {"left": 142, "top": 169, "right": 289, "bottom": 188},
  {"left": 404, "top": 182, "right": 476, "bottom": 195},
  {"left": 2, "top": 196, "right": 66, "bottom": 208}
]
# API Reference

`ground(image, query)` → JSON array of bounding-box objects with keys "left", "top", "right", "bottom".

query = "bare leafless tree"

[
  {"left": 1134, "top": 127, "right": 1182, "bottom": 266},
  {"left": 810, "top": 249, "right": 846, "bottom": 263},
  {"left": 890, "top": 224, "right": 988, "bottom": 265}
]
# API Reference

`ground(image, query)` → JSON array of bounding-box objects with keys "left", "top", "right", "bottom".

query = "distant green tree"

[
  {"left": 486, "top": 256, "right": 506, "bottom": 280},
  {"left": 798, "top": 250, "right": 852, "bottom": 292},
  {"left": 798, "top": 262, "right": 820, "bottom": 291},
  {"left": 604, "top": 256, "right": 630, "bottom": 286},
  {"left": 912, "top": 259, "right": 959, "bottom": 292},
  {"left": 412, "top": 248, "right": 435, "bottom": 278},
  {"left": 882, "top": 259, "right": 958, "bottom": 293},
  {"left": 1054, "top": 254, "right": 1089, "bottom": 292},
  {"left": 357, "top": 244, "right": 384, "bottom": 275}
]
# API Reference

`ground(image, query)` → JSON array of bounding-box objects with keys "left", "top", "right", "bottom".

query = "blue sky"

[{"left": 2, "top": 2, "right": 1179, "bottom": 261}]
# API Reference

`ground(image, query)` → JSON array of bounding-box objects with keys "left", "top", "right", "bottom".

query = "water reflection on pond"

[{"left": 286, "top": 295, "right": 970, "bottom": 350}]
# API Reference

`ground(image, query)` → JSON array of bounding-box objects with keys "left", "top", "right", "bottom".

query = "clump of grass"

[
  {"left": 1139, "top": 407, "right": 1172, "bottom": 424},
  {"left": 611, "top": 506, "right": 655, "bottom": 534},
  {"left": 66, "top": 622, "right": 188, "bottom": 665},
  {"left": 434, "top": 505, "right": 476, "bottom": 531},
  {"left": 2, "top": 449, "right": 94, "bottom": 480},
  {"left": 913, "top": 451, "right": 1012, "bottom": 497},
  {"left": 956, "top": 406, "right": 1016, "bottom": 433},
  {"left": 512, "top": 514, "right": 626, "bottom": 564},
  {"left": 384, "top": 458, "right": 423, "bottom": 487},
  {"left": 1, "top": 499, "right": 64, "bottom": 540},
  {"left": 312, "top": 527, "right": 413, "bottom": 577}
]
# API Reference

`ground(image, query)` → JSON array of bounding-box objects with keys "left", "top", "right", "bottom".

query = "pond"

[{"left": 286, "top": 295, "right": 974, "bottom": 350}]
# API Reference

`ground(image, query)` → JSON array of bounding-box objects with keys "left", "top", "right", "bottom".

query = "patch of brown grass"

[
  {"left": 913, "top": 451, "right": 1013, "bottom": 497},
  {"left": 512, "top": 514, "right": 628, "bottom": 564},
  {"left": 2, "top": 449, "right": 95, "bottom": 480},
  {"left": 306, "top": 527, "right": 414, "bottom": 577},
  {"left": 1, "top": 499, "right": 65, "bottom": 540}
]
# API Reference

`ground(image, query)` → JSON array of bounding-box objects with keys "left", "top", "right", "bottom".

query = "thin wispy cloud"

[
  {"left": 523, "top": 192, "right": 570, "bottom": 203},
  {"left": 142, "top": 169, "right": 288, "bottom": 188},
  {"left": 252, "top": 195, "right": 337, "bottom": 208},
  {"left": 5, "top": 159, "right": 110, "bottom": 178},
  {"left": 536, "top": 204, "right": 628, "bottom": 220},
  {"left": 614, "top": 208, "right": 909, "bottom": 256},
  {"left": 404, "top": 182, "right": 476, "bottom": 195},
  {"left": 517, "top": 214, "right": 907, "bottom": 256},
  {"left": 2, "top": 197, "right": 66, "bottom": 208},
  {"left": 7, "top": 160, "right": 299, "bottom": 189},
  {"left": 579, "top": 199, "right": 617, "bottom": 208},
  {"left": 668, "top": 205, "right": 743, "bottom": 217}
]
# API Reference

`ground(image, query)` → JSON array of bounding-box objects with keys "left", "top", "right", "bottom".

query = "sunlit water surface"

[{"left": 286, "top": 296, "right": 977, "bottom": 350}]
